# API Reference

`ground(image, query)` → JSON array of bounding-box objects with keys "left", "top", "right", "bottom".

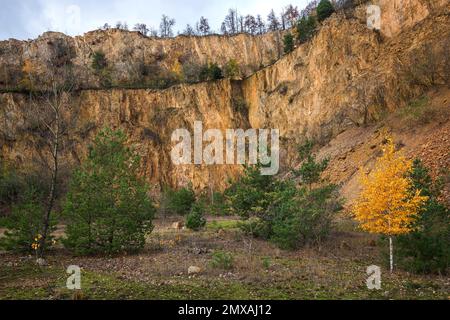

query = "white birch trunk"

[{"left": 389, "top": 236, "right": 394, "bottom": 273}]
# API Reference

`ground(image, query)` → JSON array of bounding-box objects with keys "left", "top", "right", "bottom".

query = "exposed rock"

[
  {"left": 0, "top": 0, "right": 448, "bottom": 195},
  {"left": 36, "top": 258, "right": 47, "bottom": 266},
  {"left": 171, "top": 221, "right": 184, "bottom": 230},
  {"left": 188, "top": 266, "right": 202, "bottom": 275}
]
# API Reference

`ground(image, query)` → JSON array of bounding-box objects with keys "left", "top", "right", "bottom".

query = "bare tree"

[
  {"left": 283, "top": 4, "right": 300, "bottom": 28},
  {"left": 196, "top": 16, "right": 211, "bottom": 35},
  {"left": 244, "top": 15, "right": 258, "bottom": 35},
  {"left": 182, "top": 24, "right": 196, "bottom": 36},
  {"left": 267, "top": 9, "right": 280, "bottom": 31},
  {"left": 256, "top": 15, "right": 266, "bottom": 34},
  {"left": 159, "top": 15, "right": 176, "bottom": 38},
  {"left": 223, "top": 9, "right": 239, "bottom": 34},
  {"left": 115, "top": 21, "right": 129, "bottom": 30},
  {"left": 133, "top": 23, "right": 149, "bottom": 36}
]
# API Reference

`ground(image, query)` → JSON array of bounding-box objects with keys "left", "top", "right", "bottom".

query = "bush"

[
  {"left": 270, "top": 184, "right": 339, "bottom": 250},
  {"left": 63, "top": 128, "right": 155, "bottom": 255},
  {"left": 228, "top": 141, "right": 342, "bottom": 250},
  {"left": 317, "top": 0, "right": 335, "bottom": 22},
  {"left": 164, "top": 185, "right": 196, "bottom": 215},
  {"left": 296, "top": 16, "right": 317, "bottom": 44},
  {"left": 91, "top": 51, "right": 108, "bottom": 71},
  {"left": 186, "top": 202, "right": 207, "bottom": 231},
  {"left": 238, "top": 217, "right": 272, "bottom": 240},
  {"left": 199, "top": 63, "right": 223, "bottom": 81},
  {"left": 224, "top": 59, "right": 241, "bottom": 79},
  {"left": 182, "top": 62, "right": 203, "bottom": 83},
  {"left": 0, "top": 187, "right": 56, "bottom": 253},
  {"left": 210, "top": 251, "right": 234, "bottom": 270},
  {"left": 225, "top": 163, "right": 280, "bottom": 219},
  {"left": 395, "top": 160, "right": 450, "bottom": 274},
  {"left": 283, "top": 33, "right": 295, "bottom": 54}
]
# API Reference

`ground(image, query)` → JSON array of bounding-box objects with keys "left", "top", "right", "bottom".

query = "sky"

[{"left": 0, "top": 0, "right": 311, "bottom": 40}]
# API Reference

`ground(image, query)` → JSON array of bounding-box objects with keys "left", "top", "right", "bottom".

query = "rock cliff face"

[
  {"left": 0, "top": 29, "right": 283, "bottom": 89},
  {"left": 0, "top": 0, "right": 449, "bottom": 193}
]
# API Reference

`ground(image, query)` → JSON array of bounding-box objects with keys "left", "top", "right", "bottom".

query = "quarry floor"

[{"left": 0, "top": 216, "right": 448, "bottom": 300}]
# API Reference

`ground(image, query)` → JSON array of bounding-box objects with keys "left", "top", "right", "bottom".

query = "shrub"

[
  {"left": 164, "top": 185, "right": 196, "bottom": 215},
  {"left": 0, "top": 187, "right": 56, "bottom": 253},
  {"left": 317, "top": 0, "right": 335, "bottom": 22},
  {"left": 270, "top": 184, "right": 340, "bottom": 250},
  {"left": 238, "top": 217, "right": 272, "bottom": 240},
  {"left": 182, "top": 62, "right": 203, "bottom": 83},
  {"left": 296, "top": 16, "right": 317, "bottom": 44},
  {"left": 210, "top": 251, "right": 234, "bottom": 270},
  {"left": 229, "top": 141, "right": 342, "bottom": 250},
  {"left": 225, "top": 163, "right": 279, "bottom": 219},
  {"left": 63, "top": 128, "right": 155, "bottom": 255},
  {"left": 91, "top": 51, "right": 108, "bottom": 71},
  {"left": 283, "top": 33, "right": 295, "bottom": 54},
  {"left": 186, "top": 202, "right": 207, "bottom": 231},
  {"left": 199, "top": 63, "right": 223, "bottom": 81},
  {"left": 395, "top": 159, "right": 450, "bottom": 274},
  {"left": 224, "top": 59, "right": 241, "bottom": 79}
]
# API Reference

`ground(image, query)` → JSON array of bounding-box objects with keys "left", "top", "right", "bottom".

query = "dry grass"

[{"left": 0, "top": 216, "right": 448, "bottom": 300}]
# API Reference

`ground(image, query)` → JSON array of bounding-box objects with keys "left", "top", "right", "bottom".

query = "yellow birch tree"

[{"left": 353, "top": 137, "right": 428, "bottom": 273}]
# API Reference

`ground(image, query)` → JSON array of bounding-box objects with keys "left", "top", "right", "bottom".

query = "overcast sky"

[{"left": 0, "top": 0, "right": 311, "bottom": 40}]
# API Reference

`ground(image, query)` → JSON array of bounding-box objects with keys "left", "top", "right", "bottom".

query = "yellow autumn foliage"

[{"left": 353, "top": 137, "right": 428, "bottom": 236}]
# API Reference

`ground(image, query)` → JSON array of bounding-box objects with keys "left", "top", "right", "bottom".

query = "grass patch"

[{"left": 206, "top": 219, "right": 240, "bottom": 231}]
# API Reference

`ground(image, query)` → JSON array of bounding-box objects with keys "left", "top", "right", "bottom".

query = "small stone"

[
  {"left": 188, "top": 266, "right": 202, "bottom": 275},
  {"left": 36, "top": 258, "right": 47, "bottom": 266}
]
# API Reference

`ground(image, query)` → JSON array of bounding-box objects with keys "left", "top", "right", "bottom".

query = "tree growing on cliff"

[
  {"left": 267, "top": 9, "right": 281, "bottom": 31},
  {"left": 283, "top": 33, "right": 295, "bottom": 54},
  {"left": 316, "top": 0, "right": 335, "bottom": 22},
  {"left": 196, "top": 16, "right": 211, "bottom": 36},
  {"left": 63, "top": 129, "right": 155, "bottom": 255},
  {"left": 296, "top": 15, "right": 317, "bottom": 44},
  {"left": 159, "top": 15, "right": 176, "bottom": 38},
  {"left": 133, "top": 23, "right": 149, "bottom": 36},
  {"left": 352, "top": 137, "right": 428, "bottom": 273}
]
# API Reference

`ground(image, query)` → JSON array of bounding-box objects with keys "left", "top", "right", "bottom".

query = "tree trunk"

[
  {"left": 39, "top": 130, "right": 58, "bottom": 258},
  {"left": 389, "top": 236, "right": 394, "bottom": 273}
]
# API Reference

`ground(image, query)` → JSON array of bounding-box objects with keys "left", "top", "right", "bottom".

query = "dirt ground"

[{"left": 0, "top": 216, "right": 448, "bottom": 300}]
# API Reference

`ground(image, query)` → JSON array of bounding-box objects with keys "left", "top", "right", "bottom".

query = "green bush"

[
  {"left": 164, "top": 185, "right": 196, "bottom": 216},
  {"left": 317, "top": 0, "right": 335, "bottom": 22},
  {"left": 186, "top": 202, "right": 207, "bottom": 231},
  {"left": 224, "top": 59, "right": 241, "bottom": 79},
  {"left": 238, "top": 217, "right": 273, "bottom": 240},
  {"left": 0, "top": 187, "right": 56, "bottom": 253},
  {"left": 228, "top": 141, "right": 341, "bottom": 251},
  {"left": 225, "top": 163, "right": 279, "bottom": 219},
  {"left": 296, "top": 16, "right": 317, "bottom": 44},
  {"left": 199, "top": 63, "right": 223, "bottom": 81},
  {"left": 91, "top": 51, "right": 108, "bottom": 71},
  {"left": 63, "top": 128, "right": 155, "bottom": 255},
  {"left": 395, "top": 159, "right": 450, "bottom": 274},
  {"left": 210, "top": 251, "right": 234, "bottom": 270},
  {"left": 270, "top": 184, "right": 340, "bottom": 250},
  {"left": 283, "top": 33, "right": 295, "bottom": 54}
]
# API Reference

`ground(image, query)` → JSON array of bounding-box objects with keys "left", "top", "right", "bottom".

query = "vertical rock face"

[
  {"left": 0, "top": 0, "right": 448, "bottom": 192},
  {"left": 0, "top": 30, "right": 283, "bottom": 90}
]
